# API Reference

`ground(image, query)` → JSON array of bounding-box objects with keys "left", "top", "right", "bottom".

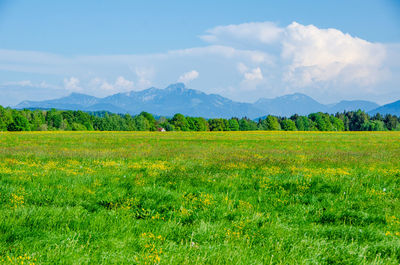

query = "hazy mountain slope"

[
  {"left": 368, "top": 100, "right": 400, "bottom": 116},
  {"left": 16, "top": 93, "right": 100, "bottom": 110},
  {"left": 254, "top": 93, "right": 328, "bottom": 116},
  {"left": 328, "top": 100, "right": 379, "bottom": 113}
]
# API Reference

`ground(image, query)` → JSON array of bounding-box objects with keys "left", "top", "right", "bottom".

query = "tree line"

[{"left": 0, "top": 106, "right": 399, "bottom": 132}]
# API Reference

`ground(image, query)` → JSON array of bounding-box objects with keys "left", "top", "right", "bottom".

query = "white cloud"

[
  {"left": 100, "top": 82, "right": 114, "bottom": 91},
  {"left": 87, "top": 76, "right": 135, "bottom": 96},
  {"left": 167, "top": 45, "right": 274, "bottom": 64},
  {"left": 63, "top": 77, "right": 81, "bottom": 92},
  {"left": 133, "top": 67, "right": 154, "bottom": 89},
  {"left": 115, "top": 76, "right": 134, "bottom": 90},
  {"left": 244, "top": 67, "right": 263, "bottom": 81},
  {"left": 178, "top": 70, "right": 199, "bottom": 83},
  {"left": 237, "top": 63, "right": 264, "bottom": 88},
  {"left": 239, "top": 67, "right": 265, "bottom": 91},
  {"left": 89, "top": 78, "right": 114, "bottom": 92},
  {"left": 201, "top": 22, "right": 283, "bottom": 48},
  {"left": 200, "top": 21, "right": 394, "bottom": 100},
  {"left": 281, "top": 22, "right": 387, "bottom": 87}
]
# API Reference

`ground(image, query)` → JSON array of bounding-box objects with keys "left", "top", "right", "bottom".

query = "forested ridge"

[{"left": 0, "top": 106, "right": 399, "bottom": 132}]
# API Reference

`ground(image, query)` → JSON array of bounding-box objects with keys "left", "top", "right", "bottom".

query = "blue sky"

[{"left": 1, "top": 0, "right": 400, "bottom": 106}]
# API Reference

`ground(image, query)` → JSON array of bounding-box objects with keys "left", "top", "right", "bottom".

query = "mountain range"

[{"left": 15, "top": 83, "right": 398, "bottom": 118}]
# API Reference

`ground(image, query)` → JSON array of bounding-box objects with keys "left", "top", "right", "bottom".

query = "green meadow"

[{"left": 0, "top": 131, "right": 399, "bottom": 264}]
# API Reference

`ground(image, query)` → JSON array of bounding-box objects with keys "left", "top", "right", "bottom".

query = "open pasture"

[{"left": 0, "top": 131, "right": 400, "bottom": 264}]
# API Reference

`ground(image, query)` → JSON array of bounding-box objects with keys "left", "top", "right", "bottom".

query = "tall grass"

[{"left": 0, "top": 131, "right": 399, "bottom": 264}]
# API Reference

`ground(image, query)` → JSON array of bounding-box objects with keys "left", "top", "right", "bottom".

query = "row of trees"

[{"left": 0, "top": 106, "right": 399, "bottom": 132}]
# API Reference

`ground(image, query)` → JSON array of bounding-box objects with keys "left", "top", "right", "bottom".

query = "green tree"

[
  {"left": 384, "top": 114, "right": 398, "bottom": 131},
  {"left": 134, "top": 115, "right": 150, "bottom": 131},
  {"left": 195, "top": 117, "right": 209, "bottom": 131},
  {"left": 73, "top": 111, "right": 94, "bottom": 131},
  {"left": 186, "top": 117, "right": 198, "bottom": 131},
  {"left": 71, "top": 122, "right": 88, "bottom": 131},
  {"left": 208, "top": 119, "right": 228, "bottom": 131},
  {"left": 30, "top": 110, "right": 46, "bottom": 131},
  {"left": 228, "top": 118, "right": 240, "bottom": 131},
  {"left": 93, "top": 115, "right": 110, "bottom": 131},
  {"left": 0, "top": 106, "right": 13, "bottom": 131},
  {"left": 372, "top": 113, "right": 384, "bottom": 121},
  {"left": 330, "top": 116, "right": 344, "bottom": 131},
  {"left": 293, "top": 116, "right": 313, "bottom": 131},
  {"left": 309, "top": 113, "right": 333, "bottom": 131},
  {"left": 348, "top": 110, "right": 369, "bottom": 131},
  {"left": 362, "top": 120, "right": 386, "bottom": 131},
  {"left": 46, "top": 109, "right": 63, "bottom": 129},
  {"left": 280, "top": 119, "right": 297, "bottom": 131},
  {"left": 238, "top": 118, "right": 258, "bottom": 131},
  {"left": 372, "top": 120, "right": 386, "bottom": 131},
  {"left": 171, "top": 114, "right": 189, "bottom": 131},
  {"left": 61, "top": 111, "right": 75, "bottom": 126},
  {"left": 260, "top": 115, "right": 281, "bottom": 130},
  {"left": 161, "top": 121, "right": 175, "bottom": 131},
  {"left": 140, "top": 112, "right": 156, "bottom": 131},
  {"left": 8, "top": 114, "right": 30, "bottom": 131},
  {"left": 124, "top": 114, "right": 137, "bottom": 131}
]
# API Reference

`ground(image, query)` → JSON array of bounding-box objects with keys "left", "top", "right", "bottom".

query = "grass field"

[{"left": 0, "top": 131, "right": 400, "bottom": 264}]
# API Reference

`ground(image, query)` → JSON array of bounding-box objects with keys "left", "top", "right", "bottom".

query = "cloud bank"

[
  {"left": 203, "top": 22, "right": 388, "bottom": 88},
  {"left": 0, "top": 21, "right": 399, "bottom": 106}
]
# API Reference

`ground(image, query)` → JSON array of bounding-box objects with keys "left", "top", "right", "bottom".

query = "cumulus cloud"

[
  {"left": 237, "top": 63, "right": 264, "bottom": 90},
  {"left": 203, "top": 21, "right": 388, "bottom": 87},
  {"left": 178, "top": 70, "right": 199, "bottom": 83},
  {"left": 133, "top": 67, "right": 154, "bottom": 89},
  {"left": 87, "top": 76, "right": 135, "bottom": 96},
  {"left": 239, "top": 66, "right": 265, "bottom": 91},
  {"left": 64, "top": 77, "right": 81, "bottom": 92},
  {"left": 244, "top": 67, "right": 263, "bottom": 81},
  {"left": 89, "top": 78, "right": 114, "bottom": 93},
  {"left": 115, "top": 76, "right": 134, "bottom": 90},
  {"left": 237, "top": 63, "right": 264, "bottom": 82},
  {"left": 281, "top": 22, "right": 387, "bottom": 87}
]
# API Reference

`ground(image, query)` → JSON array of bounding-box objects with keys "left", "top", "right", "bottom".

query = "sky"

[{"left": 1, "top": 0, "right": 400, "bottom": 106}]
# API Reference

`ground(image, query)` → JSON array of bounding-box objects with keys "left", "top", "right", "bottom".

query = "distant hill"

[
  {"left": 254, "top": 93, "right": 328, "bottom": 116},
  {"left": 15, "top": 83, "right": 387, "bottom": 118},
  {"left": 17, "top": 93, "right": 100, "bottom": 111},
  {"left": 328, "top": 100, "right": 379, "bottom": 113},
  {"left": 368, "top": 100, "right": 400, "bottom": 116}
]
